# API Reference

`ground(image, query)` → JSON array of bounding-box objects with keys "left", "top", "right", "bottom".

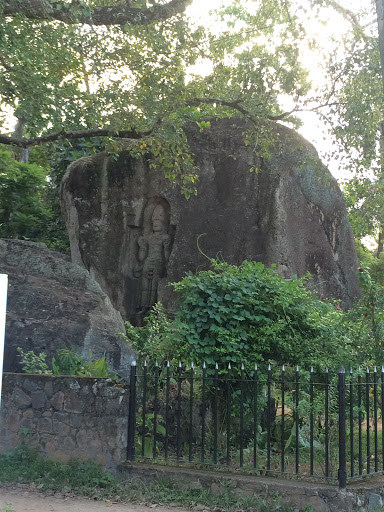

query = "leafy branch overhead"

[
  {"left": 0, "top": 0, "right": 379, "bottom": 209},
  {"left": 1, "top": 0, "right": 193, "bottom": 26},
  {"left": 0, "top": 98, "right": 341, "bottom": 149}
]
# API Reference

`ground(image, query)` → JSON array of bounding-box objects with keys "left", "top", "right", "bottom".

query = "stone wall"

[{"left": 0, "top": 373, "right": 129, "bottom": 469}]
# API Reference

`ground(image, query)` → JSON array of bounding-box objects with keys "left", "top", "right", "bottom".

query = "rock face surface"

[
  {"left": 61, "top": 118, "right": 360, "bottom": 322},
  {"left": 0, "top": 239, "right": 135, "bottom": 376}
]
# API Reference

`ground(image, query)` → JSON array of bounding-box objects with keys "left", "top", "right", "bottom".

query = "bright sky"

[{"left": 186, "top": 0, "right": 374, "bottom": 182}]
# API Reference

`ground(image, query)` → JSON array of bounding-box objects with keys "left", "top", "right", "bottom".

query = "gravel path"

[{"left": 0, "top": 484, "right": 190, "bottom": 512}]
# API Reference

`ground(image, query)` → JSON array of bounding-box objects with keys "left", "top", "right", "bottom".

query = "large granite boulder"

[
  {"left": 61, "top": 118, "right": 360, "bottom": 323},
  {"left": 0, "top": 239, "right": 135, "bottom": 376}
]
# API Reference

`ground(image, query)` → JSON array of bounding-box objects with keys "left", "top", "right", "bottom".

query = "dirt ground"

[{"left": 0, "top": 484, "right": 190, "bottom": 512}]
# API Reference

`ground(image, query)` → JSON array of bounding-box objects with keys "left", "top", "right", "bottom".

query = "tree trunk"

[
  {"left": 12, "top": 118, "right": 30, "bottom": 163},
  {"left": 378, "top": 226, "right": 384, "bottom": 255}
]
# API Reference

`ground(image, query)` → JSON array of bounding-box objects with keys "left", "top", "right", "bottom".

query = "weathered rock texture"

[
  {"left": 61, "top": 118, "right": 360, "bottom": 322},
  {"left": 0, "top": 239, "right": 135, "bottom": 375},
  {"left": 0, "top": 373, "right": 128, "bottom": 468}
]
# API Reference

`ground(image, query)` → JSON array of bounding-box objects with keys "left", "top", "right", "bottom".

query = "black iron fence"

[{"left": 126, "top": 361, "right": 384, "bottom": 488}]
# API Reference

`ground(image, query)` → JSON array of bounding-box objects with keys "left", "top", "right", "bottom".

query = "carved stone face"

[
  {"left": 152, "top": 219, "right": 165, "bottom": 233},
  {"left": 151, "top": 205, "right": 167, "bottom": 233}
]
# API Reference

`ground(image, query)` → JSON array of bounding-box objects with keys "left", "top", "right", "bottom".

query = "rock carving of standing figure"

[{"left": 136, "top": 204, "right": 171, "bottom": 312}]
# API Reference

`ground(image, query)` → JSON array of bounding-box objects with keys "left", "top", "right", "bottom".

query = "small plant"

[
  {"left": 52, "top": 348, "right": 111, "bottom": 377},
  {"left": 136, "top": 410, "right": 166, "bottom": 457},
  {"left": 1, "top": 504, "right": 15, "bottom": 512},
  {"left": 124, "top": 302, "right": 185, "bottom": 366},
  {"left": 17, "top": 347, "right": 117, "bottom": 378},
  {"left": 17, "top": 347, "right": 52, "bottom": 374}
]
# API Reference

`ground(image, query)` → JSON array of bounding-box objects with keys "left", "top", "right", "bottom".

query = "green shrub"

[
  {"left": 125, "top": 261, "right": 351, "bottom": 372},
  {"left": 342, "top": 265, "right": 384, "bottom": 363},
  {"left": 124, "top": 302, "right": 185, "bottom": 368},
  {"left": 172, "top": 260, "right": 347, "bottom": 372}
]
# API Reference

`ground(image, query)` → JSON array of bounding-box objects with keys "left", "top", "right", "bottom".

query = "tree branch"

[
  {"left": 1, "top": 0, "right": 192, "bottom": 26},
  {"left": 186, "top": 97, "right": 300, "bottom": 122},
  {"left": 186, "top": 96, "right": 351, "bottom": 122},
  {"left": 186, "top": 98, "right": 260, "bottom": 123},
  {"left": 0, "top": 127, "right": 152, "bottom": 148},
  {"left": 0, "top": 99, "right": 352, "bottom": 149}
]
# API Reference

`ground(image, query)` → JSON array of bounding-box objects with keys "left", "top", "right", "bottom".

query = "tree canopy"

[{"left": 0, "top": 0, "right": 382, "bottom": 245}]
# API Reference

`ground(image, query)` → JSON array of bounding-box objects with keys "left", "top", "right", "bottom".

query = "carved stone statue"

[{"left": 135, "top": 203, "right": 172, "bottom": 313}]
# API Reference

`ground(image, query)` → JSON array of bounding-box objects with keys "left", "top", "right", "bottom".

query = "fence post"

[
  {"left": 127, "top": 361, "right": 137, "bottom": 461},
  {"left": 338, "top": 365, "right": 347, "bottom": 489}
]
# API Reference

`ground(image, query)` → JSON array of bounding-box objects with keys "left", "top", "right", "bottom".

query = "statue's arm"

[
  {"left": 137, "top": 236, "right": 148, "bottom": 261},
  {"left": 163, "top": 236, "right": 171, "bottom": 261}
]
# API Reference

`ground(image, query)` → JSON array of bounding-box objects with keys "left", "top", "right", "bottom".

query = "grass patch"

[
  {"left": 1, "top": 505, "right": 16, "bottom": 512},
  {"left": 0, "top": 446, "right": 313, "bottom": 512}
]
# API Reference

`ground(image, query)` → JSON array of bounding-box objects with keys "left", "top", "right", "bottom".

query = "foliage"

[
  {"left": 124, "top": 261, "right": 352, "bottom": 372},
  {"left": 16, "top": 347, "right": 52, "bottom": 374},
  {"left": 17, "top": 347, "right": 115, "bottom": 378},
  {"left": 342, "top": 266, "right": 384, "bottom": 362},
  {"left": 355, "top": 242, "right": 384, "bottom": 286},
  {"left": 0, "top": 150, "right": 52, "bottom": 240},
  {"left": 316, "top": 4, "right": 384, "bottom": 246},
  {"left": 324, "top": 28, "right": 381, "bottom": 176},
  {"left": 1, "top": 505, "right": 15, "bottom": 512},
  {"left": 124, "top": 302, "right": 185, "bottom": 367},
  {"left": 52, "top": 348, "right": 111, "bottom": 377},
  {"left": 343, "top": 175, "right": 384, "bottom": 243},
  {"left": 0, "top": 446, "right": 120, "bottom": 499},
  {"left": 0, "top": 0, "right": 315, "bottom": 192},
  {"left": 0, "top": 445, "right": 312, "bottom": 511},
  {"left": 126, "top": 260, "right": 379, "bottom": 372},
  {"left": 171, "top": 260, "right": 347, "bottom": 372},
  {"left": 136, "top": 410, "right": 166, "bottom": 457},
  {"left": 0, "top": 0, "right": 376, "bottom": 247},
  {"left": 123, "top": 256, "right": 384, "bottom": 372}
]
